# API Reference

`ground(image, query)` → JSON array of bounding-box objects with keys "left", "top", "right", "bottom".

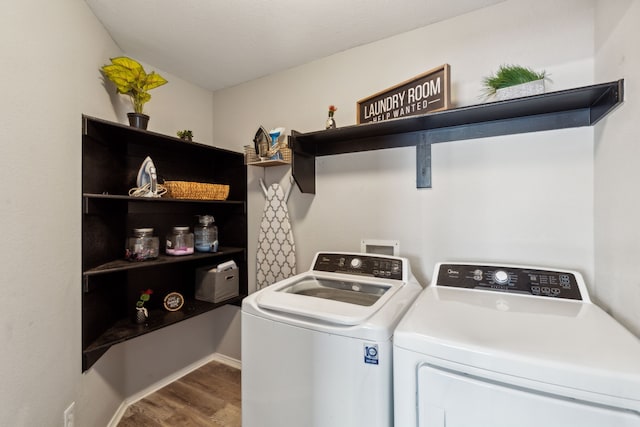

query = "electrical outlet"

[{"left": 64, "top": 401, "right": 75, "bottom": 427}]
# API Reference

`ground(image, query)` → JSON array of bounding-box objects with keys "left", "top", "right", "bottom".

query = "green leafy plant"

[
  {"left": 136, "top": 288, "right": 153, "bottom": 308},
  {"left": 177, "top": 130, "right": 193, "bottom": 140},
  {"left": 101, "top": 57, "right": 168, "bottom": 114},
  {"left": 482, "top": 65, "right": 547, "bottom": 97}
]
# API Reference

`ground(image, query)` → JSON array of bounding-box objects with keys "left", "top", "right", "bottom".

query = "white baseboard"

[{"left": 107, "top": 352, "right": 241, "bottom": 427}]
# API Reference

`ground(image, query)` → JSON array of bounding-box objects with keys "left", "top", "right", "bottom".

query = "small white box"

[{"left": 195, "top": 265, "right": 239, "bottom": 303}]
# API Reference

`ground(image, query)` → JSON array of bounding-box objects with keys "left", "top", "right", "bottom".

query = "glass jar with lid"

[
  {"left": 166, "top": 226, "right": 194, "bottom": 256},
  {"left": 125, "top": 228, "right": 159, "bottom": 261},
  {"left": 194, "top": 215, "right": 218, "bottom": 253}
]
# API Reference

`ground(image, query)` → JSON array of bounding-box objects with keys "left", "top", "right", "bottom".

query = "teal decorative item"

[{"left": 268, "top": 129, "right": 283, "bottom": 160}]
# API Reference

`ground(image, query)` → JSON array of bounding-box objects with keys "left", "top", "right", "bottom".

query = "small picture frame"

[{"left": 163, "top": 292, "right": 184, "bottom": 312}]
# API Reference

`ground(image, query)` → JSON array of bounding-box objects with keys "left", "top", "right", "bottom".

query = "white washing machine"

[
  {"left": 242, "top": 252, "right": 422, "bottom": 427},
  {"left": 394, "top": 262, "right": 640, "bottom": 427}
]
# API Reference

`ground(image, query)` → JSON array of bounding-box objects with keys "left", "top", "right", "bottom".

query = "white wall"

[
  {"left": 594, "top": 0, "right": 640, "bottom": 335},
  {"left": 1, "top": 1, "right": 120, "bottom": 425},
  {"left": 213, "top": 0, "right": 596, "bottom": 307},
  {"left": 0, "top": 0, "right": 228, "bottom": 425}
]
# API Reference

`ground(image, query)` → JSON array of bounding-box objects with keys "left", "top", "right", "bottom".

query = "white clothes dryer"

[
  {"left": 394, "top": 262, "right": 640, "bottom": 427},
  {"left": 242, "top": 252, "right": 422, "bottom": 427}
]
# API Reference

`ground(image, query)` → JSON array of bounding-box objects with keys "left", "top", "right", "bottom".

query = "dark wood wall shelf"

[
  {"left": 81, "top": 115, "right": 248, "bottom": 371},
  {"left": 289, "top": 79, "right": 624, "bottom": 193},
  {"left": 83, "top": 247, "right": 245, "bottom": 280}
]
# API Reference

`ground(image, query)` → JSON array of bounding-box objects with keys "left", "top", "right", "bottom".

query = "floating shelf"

[
  {"left": 289, "top": 79, "right": 624, "bottom": 194},
  {"left": 83, "top": 247, "right": 245, "bottom": 279},
  {"left": 244, "top": 145, "right": 292, "bottom": 168},
  {"left": 246, "top": 159, "right": 291, "bottom": 167},
  {"left": 82, "top": 295, "right": 244, "bottom": 371}
]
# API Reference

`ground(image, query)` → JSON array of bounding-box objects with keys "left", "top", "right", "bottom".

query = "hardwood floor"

[{"left": 117, "top": 360, "right": 241, "bottom": 427}]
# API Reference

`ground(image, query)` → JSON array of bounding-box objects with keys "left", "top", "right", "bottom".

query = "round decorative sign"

[{"left": 163, "top": 292, "right": 184, "bottom": 311}]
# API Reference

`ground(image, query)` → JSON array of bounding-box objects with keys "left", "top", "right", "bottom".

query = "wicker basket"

[{"left": 164, "top": 181, "right": 230, "bottom": 200}]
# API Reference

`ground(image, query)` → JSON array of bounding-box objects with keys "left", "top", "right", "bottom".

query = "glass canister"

[
  {"left": 125, "top": 228, "right": 159, "bottom": 261},
  {"left": 194, "top": 215, "right": 219, "bottom": 253},
  {"left": 166, "top": 226, "right": 194, "bottom": 256}
]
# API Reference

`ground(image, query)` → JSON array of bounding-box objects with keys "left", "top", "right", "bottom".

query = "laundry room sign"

[{"left": 357, "top": 64, "right": 451, "bottom": 124}]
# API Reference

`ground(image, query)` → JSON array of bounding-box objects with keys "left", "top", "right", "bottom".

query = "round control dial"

[
  {"left": 350, "top": 258, "right": 363, "bottom": 269},
  {"left": 493, "top": 270, "right": 509, "bottom": 285}
]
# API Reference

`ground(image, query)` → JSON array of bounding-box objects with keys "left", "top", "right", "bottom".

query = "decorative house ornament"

[{"left": 357, "top": 64, "right": 450, "bottom": 124}]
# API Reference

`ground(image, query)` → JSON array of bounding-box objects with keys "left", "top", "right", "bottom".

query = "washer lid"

[
  {"left": 394, "top": 286, "right": 640, "bottom": 404},
  {"left": 280, "top": 277, "right": 389, "bottom": 306},
  {"left": 256, "top": 274, "right": 402, "bottom": 325}
]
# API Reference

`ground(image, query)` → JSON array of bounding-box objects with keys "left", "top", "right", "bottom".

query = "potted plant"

[
  {"left": 101, "top": 57, "right": 168, "bottom": 129},
  {"left": 482, "top": 65, "right": 547, "bottom": 101},
  {"left": 134, "top": 288, "right": 153, "bottom": 323},
  {"left": 177, "top": 130, "right": 193, "bottom": 141},
  {"left": 326, "top": 105, "right": 337, "bottom": 129}
]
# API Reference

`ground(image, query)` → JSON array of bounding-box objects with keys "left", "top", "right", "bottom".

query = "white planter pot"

[{"left": 495, "top": 79, "right": 545, "bottom": 101}]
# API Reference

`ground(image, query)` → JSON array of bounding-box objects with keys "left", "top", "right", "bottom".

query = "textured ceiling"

[{"left": 86, "top": 0, "right": 504, "bottom": 92}]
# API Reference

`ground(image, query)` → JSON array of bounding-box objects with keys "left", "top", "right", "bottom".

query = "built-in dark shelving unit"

[
  {"left": 289, "top": 79, "right": 624, "bottom": 193},
  {"left": 81, "top": 115, "right": 247, "bottom": 371}
]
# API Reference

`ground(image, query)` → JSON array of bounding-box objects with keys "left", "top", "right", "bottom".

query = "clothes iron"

[{"left": 134, "top": 156, "right": 161, "bottom": 197}]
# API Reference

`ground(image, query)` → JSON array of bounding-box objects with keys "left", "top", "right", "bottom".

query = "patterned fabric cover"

[{"left": 257, "top": 183, "right": 296, "bottom": 290}]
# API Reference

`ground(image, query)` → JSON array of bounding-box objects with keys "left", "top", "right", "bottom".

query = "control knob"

[
  {"left": 350, "top": 258, "right": 363, "bottom": 269},
  {"left": 493, "top": 270, "right": 509, "bottom": 285}
]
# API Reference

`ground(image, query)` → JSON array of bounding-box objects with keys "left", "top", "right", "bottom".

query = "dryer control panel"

[
  {"left": 436, "top": 263, "right": 584, "bottom": 300},
  {"left": 313, "top": 253, "right": 404, "bottom": 280}
]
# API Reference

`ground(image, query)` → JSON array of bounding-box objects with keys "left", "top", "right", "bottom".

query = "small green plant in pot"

[
  {"left": 482, "top": 65, "right": 547, "bottom": 100},
  {"left": 101, "top": 57, "right": 168, "bottom": 129},
  {"left": 177, "top": 130, "right": 193, "bottom": 141}
]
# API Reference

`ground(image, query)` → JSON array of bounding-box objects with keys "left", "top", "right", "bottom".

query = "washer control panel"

[
  {"left": 436, "top": 263, "right": 583, "bottom": 300},
  {"left": 313, "top": 253, "right": 404, "bottom": 280}
]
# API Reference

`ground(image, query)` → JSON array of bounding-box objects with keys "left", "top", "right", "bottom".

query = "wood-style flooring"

[{"left": 117, "top": 360, "right": 241, "bottom": 427}]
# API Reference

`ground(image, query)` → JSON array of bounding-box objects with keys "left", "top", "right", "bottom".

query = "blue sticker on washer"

[{"left": 364, "top": 344, "right": 379, "bottom": 365}]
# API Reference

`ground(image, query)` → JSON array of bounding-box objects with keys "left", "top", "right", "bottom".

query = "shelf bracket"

[
  {"left": 290, "top": 131, "right": 316, "bottom": 194},
  {"left": 416, "top": 133, "right": 432, "bottom": 188}
]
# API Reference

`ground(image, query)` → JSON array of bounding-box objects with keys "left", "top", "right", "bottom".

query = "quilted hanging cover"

[{"left": 256, "top": 183, "right": 296, "bottom": 290}]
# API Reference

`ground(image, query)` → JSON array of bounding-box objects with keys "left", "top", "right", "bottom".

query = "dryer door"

[{"left": 417, "top": 364, "right": 640, "bottom": 427}]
